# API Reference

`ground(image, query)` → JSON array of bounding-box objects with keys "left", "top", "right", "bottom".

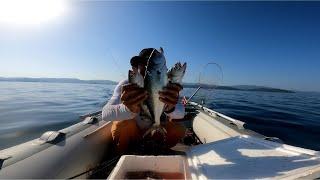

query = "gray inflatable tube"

[{"left": 0, "top": 113, "right": 112, "bottom": 179}]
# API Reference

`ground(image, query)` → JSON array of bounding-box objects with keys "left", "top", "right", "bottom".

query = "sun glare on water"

[{"left": 0, "top": 0, "right": 67, "bottom": 25}]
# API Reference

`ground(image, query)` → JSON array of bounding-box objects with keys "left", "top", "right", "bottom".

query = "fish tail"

[{"left": 143, "top": 125, "right": 167, "bottom": 138}]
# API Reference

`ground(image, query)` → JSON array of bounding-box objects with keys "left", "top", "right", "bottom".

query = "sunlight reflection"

[
  {"left": 293, "top": 157, "right": 319, "bottom": 162},
  {"left": 197, "top": 150, "right": 234, "bottom": 165},
  {"left": 0, "top": 0, "right": 67, "bottom": 25},
  {"left": 238, "top": 148, "right": 299, "bottom": 157}
]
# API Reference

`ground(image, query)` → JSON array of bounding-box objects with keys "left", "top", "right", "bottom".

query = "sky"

[{"left": 0, "top": 1, "right": 319, "bottom": 92}]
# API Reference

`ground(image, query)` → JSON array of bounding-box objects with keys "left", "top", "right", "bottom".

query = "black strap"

[{"left": 68, "top": 155, "right": 120, "bottom": 179}]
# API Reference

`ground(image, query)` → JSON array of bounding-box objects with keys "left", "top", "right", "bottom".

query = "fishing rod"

[
  {"left": 185, "top": 62, "right": 223, "bottom": 104},
  {"left": 186, "top": 86, "right": 201, "bottom": 104}
]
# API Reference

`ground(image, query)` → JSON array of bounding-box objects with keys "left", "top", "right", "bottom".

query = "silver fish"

[
  {"left": 128, "top": 70, "right": 144, "bottom": 88},
  {"left": 128, "top": 48, "right": 187, "bottom": 137},
  {"left": 168, "top": 62, "right": 187, "bottom": 84},
  {"left": 128, "top": 70, "right": 152, "bottom": 123},
  {"left": 144, "top": 48, "right": 168, "bottom": 136}
]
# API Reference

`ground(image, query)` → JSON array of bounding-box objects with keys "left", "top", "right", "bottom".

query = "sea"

[{"left": 0, "top": 81, "right": 320, "bottom": 151}]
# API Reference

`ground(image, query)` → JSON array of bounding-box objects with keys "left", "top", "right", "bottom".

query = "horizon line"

[{"left": 0, "top": 76, "right": 316, "bottom": 93}]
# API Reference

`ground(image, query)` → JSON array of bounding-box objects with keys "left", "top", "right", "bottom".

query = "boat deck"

[
  {"left": 87, "top": 105, "right": 201, "bottom": 179},
  {"left": 84, "top": 103, "right": 320, "bottom": 179},
  {"left": 86, "top": 103, "right": 257, "bottom": 179}
]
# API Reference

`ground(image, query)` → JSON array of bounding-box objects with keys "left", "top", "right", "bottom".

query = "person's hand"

[
  {"left": 121, "top": 83, "right": 148, "bottom": 113},
  {"left": 182, "top": 96, "right": 188, "bottom": 107},
  {"left": 159, "top": 83, "right": 183, "bottom": 113}
]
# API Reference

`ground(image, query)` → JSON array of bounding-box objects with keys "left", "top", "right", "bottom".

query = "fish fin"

[
  {"left": 167, "top": 62, "right": 187, "bottom": 83},
  {"left": 159, "top": 47, "right": 164, "bottom": 54},
  {"left": 151, "top": 127, "right": 167, "bottom": 137},
  {"left": 140, "top": 103, "right": 152, "bottom": 121},
  {"left": 128, "top": 70, "right": 144, "bottom": 88}
]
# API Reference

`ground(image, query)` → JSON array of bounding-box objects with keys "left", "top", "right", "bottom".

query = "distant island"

[
  {"left": 183, "top": 83, "right": 294, "bottom": 93},
  {"left": 0, "top": 77, "right": 117, "bottom": 85},
  {"left": 0, "top": 77, "right": 294, "bottom": 93}
]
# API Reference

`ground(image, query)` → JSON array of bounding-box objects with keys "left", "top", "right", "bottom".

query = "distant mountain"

[
  {"left": 0, "top": 77, "right": 294, "bottom": 93},
  {"left": 231, "top": 85, "right": 294, "bottom": 93},
  {"left": 0, "top": 77, "right": 117, "bottom": 85},
  {"left": 183, "top": 83, "right": 294, "bottom": 93}
]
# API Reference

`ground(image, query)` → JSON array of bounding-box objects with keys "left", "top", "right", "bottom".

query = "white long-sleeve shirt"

[{"left": 102, "top": 79, "right": 185, "bottom": 130}]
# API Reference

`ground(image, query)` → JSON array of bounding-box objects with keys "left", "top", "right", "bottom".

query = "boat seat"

[{"left": 187, "top": 135, "right": 320, "bottom": 179}]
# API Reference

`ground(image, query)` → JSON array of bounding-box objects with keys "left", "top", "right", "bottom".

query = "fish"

[
  {"left": 128, "top": 70, "right": 144, "bottom": 88},
  {"left": 128, "top": 47, "right": 187, "bottom": 138},
  {"left": 168, "top": 62, "right": 187, "bottom": 84},
  {"left": 128, "top": 70, "right": 152, "bottom": 123},
  {"left": 143, "top": 48, "right": 168, "bottom": 136}
]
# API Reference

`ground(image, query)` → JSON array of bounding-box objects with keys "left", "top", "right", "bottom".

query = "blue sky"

[{"left": 0, "top": 1, "right": 319, "bottom": 91}]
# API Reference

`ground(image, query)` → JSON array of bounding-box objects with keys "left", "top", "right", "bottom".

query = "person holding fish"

[{"left": 102, "top": 48, "right": 187, "bottom": 154}]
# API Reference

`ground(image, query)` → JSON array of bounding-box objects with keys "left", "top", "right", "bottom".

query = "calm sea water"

[{"left": 0, "top": 81, "right": 320, "bottom": 151}]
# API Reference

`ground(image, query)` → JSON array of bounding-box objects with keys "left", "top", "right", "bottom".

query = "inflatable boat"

[{"left": 1, "top": 101, "right": 320, "bottom": 179}]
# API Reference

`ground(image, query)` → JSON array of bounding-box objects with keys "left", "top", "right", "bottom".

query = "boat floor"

[
  {"left": 88, "top": 140, "right": 198, "bottom": 179},
  {"left": 87, "top": 123, "right": 200, "bottom": 179},
  {"left": 85, "top": 105, "right": 201, "bottom": 179}
]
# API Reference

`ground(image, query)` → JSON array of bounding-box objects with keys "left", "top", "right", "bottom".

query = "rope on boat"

[{"left": 68, "top": 155, "right": 120, "bottom": 179}]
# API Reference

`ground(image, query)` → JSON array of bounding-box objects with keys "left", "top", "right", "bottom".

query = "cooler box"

[{"left": 108, "top": 155, "right": 190, "bottom": 179}]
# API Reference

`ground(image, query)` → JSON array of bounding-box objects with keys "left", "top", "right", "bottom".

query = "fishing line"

[
  {"left": 143, "top": 48, "right": 156, "bottom": 77},
  {"left": 198, "top": 62, "right": 224, "bottom": 86},
  {"left": 186, "top": 61, "right": 224, "bottom": 104},
  {"left": 106, "top": 48, "right": 126, "bottom": 80}
]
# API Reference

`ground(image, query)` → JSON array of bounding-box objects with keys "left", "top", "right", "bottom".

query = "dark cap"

[
  {"left": 139, "top": 48, "right": 155, "bottom": 59},
  {"left": 130, "top": 56, "right": 144, "bottom": 67},
  {"left": 130, "top": 48, "right": 155, "bottom": 67}
]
